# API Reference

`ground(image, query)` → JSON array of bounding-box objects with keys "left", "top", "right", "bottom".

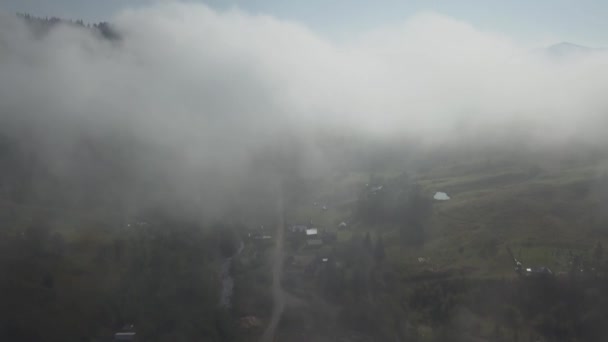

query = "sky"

[{"left": 1, "top": 0, "right": 608, "bottom": 47}]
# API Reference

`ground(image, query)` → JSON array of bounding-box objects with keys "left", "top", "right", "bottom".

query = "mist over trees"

[
  {"left": 3, "top": 2, "right": 608, "bottom": 223},
  {"left": 16, "top": 13, "right": 120, "bottom": 40},
  {"left": 356, "top": 174, "right": 432, "bottom": 245},
  {"left": 3, "top": 3, "right": 608, "bottom": 341}
]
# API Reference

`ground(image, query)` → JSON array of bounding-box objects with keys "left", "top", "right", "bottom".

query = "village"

[{"left": 227, "top": 168, "right": 608, "bottom": 341}]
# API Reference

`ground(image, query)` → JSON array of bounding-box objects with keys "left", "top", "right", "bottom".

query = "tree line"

[{"left": 16, "top": 13, "right": 120, "bottom": 40}]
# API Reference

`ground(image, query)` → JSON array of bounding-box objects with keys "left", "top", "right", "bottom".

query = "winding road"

[{"left": 261, "top": 195, "right": 286, "bottom": 342}]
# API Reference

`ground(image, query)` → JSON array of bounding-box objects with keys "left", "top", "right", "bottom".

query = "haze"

[
  {"left": 1, "top": 2, "right": 608, "bottom": 217},
  {"left": 5, "top": 3, "right": 608, "bottom": 341}
]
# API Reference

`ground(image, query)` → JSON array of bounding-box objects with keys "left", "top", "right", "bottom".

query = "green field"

[{"left": 274, "top": 155, "right": 608, "bottom": 341}]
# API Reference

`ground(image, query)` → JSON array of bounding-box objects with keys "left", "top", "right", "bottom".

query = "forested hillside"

[
  {"left": 4, "top": 8, "right": 608, "bottom": 342},
  {"left": 0, "top": 127, "right": 245, "bottom": 340}
]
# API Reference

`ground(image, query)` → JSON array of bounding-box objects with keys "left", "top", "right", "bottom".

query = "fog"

[{"left": 1, "top": 2, "right": 608, "bottom": 219}]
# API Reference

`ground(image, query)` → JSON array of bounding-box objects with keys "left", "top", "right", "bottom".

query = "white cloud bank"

[
  {"left": 3, "top": 3, "right": 608, "bottom": 142},
  {"left": 1, "top": 2, "right": 608, "bottom": 216}
]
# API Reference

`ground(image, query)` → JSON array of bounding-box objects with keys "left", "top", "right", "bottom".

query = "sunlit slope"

[{"left": 415, "top": 159, "right": 608, "bottom": 276}]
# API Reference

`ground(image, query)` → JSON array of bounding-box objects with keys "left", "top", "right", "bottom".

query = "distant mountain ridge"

[{"left": 545, "top": 41, "right": 604, "bottom": 58}]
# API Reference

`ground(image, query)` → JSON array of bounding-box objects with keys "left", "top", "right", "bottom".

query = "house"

[
  {"left": 524, "top": 266, "right": 553, "bottom": 277},
  {"left": 290, "top": 225, "right": 308, "bottom": 233},
  {"left": 306, "top": 228, "right": 323, "bottom": 246},
  {"left": 433, "top": 192, "right": 450, "bottom": 201},
  {"left": 249, "top": 232, "right": 272, "bottom": 240},
  {"left": 114, "top": 324, "right": 136, "bottom": 341},
  {"left": 114, "top": 332, "right": 136, "bottom": 341}
]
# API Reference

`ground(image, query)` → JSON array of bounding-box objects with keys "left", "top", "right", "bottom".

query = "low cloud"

[{"left": 1, "top": 2, "right": 607, "bottom": 218}]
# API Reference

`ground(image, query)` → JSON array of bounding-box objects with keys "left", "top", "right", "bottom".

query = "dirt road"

[
  {"left": 219, "top": 240, "right": 244, "bottom": 309},
  {"left": 261, "top": 195, "right": 285, "bottom": 342}
]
